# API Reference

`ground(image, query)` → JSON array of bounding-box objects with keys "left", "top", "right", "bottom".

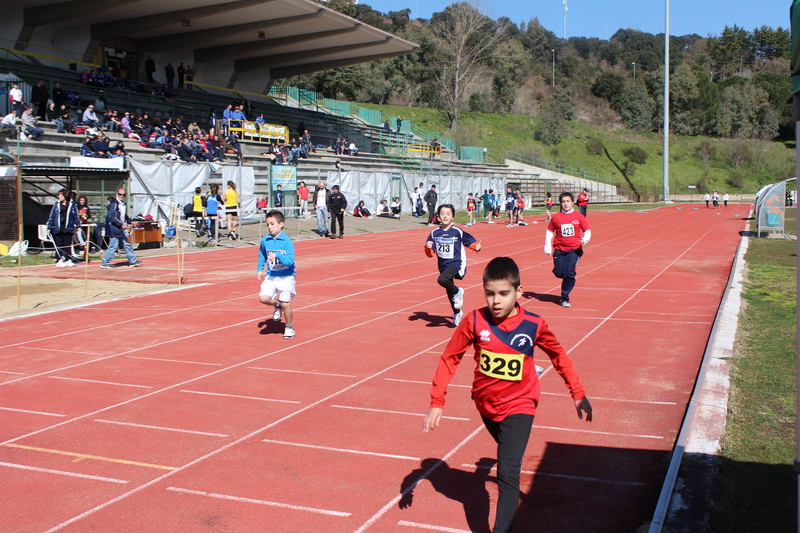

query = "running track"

[{"left": 0, "top": 204, "right": 747, "bottom": 533}]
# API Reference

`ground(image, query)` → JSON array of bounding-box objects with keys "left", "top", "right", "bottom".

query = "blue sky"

[{"left": 361, "top": 0, "right": 789, "bottom": 40}]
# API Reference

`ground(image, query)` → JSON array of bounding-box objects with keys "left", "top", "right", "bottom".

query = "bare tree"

[{"left": 431, "top": 1, "right": 509, "bottom": 128}]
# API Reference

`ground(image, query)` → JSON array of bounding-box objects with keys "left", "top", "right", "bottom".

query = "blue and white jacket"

[
  {"left": 46, "top": 200, "right": 81, "bottom": 234},
  {"left": 258, "top": 231, "right": 295, "bottom": 277}
]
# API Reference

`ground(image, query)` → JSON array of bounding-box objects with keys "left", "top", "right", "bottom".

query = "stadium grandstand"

[{"left": 0, "top": 0, "right": 626, "bottom": 247}]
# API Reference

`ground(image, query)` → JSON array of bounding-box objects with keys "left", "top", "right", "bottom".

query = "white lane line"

[
  {"left": 463, "top": 463, "right": 647, "bottom": 486},
  {"left": 0, "top": 406, "right": 66, "bottom": 417},
  {"left": 0, "top": 370, "right": 26, "bottom": 375},
  {"left": 384, "top": 378, "right": 471, "bottom": 389},
  {"left": 19, "top": 346, "right": 104, "bottom": 356},
  {"left": 397, "top": 521, "right": 471, "bottom": 532},
  {"left": 261, "top": 439, "right": 420, "bottom": 461},
  {"left": 165, "top": 486, "right": 351, "bottom": 517},
  {"left": 539, "top": 391, "right": 677, "bottom": 405},
  {"left": 248, "top": 367, "right": 357, "bottom": 378},
  {"left": 127, "top": 356, "right": 223, "bottom": 366},
  {"left": 0, "top": 461, "right": 129, "bottom": 484},
  {"left": 331, "top": 405, "right": 470, "bottom": 421},
  {"left": 535, "top": 425, "right": 663, "bottom": 439},
  {"left": 353, "top": 425, "right": 486, "bottom": 533},
  {"left": 179, "top": 390, "right": 300, "bottom": 404},
  {"left": 95, "top": 419, "right": 229, "bottom": 438},
  {"left": 47, "top": 376, "right": 153, "bottom": 389}
]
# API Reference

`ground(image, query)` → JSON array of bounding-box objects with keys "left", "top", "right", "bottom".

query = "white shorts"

[{"left": 259, "top": 274, "right": 296, "bottom": 302}]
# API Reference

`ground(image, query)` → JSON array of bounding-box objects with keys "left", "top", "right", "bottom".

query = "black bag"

[{"left": 183, "top": 202, "right": 194, "bottom": 218}]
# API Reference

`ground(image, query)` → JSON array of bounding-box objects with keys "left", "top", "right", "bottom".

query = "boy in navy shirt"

[
  {"left": 423, "top": 257, "right": 592, "bottom": 533},
  {"left": 425, "top": 204, "right": 481, "bottom": 326},
  {"left": 258, "top": 210, "right": 296, "bottom": 339}
]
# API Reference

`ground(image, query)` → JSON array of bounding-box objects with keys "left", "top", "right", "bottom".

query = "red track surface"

[{"left": 0, "top": 205, "right": 747, "bottom": 533}]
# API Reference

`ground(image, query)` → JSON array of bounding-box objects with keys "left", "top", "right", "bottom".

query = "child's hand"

[
  {"left": 575, "top": 397, "right": 593, "bottom": 422},
  {"left": 257, "top": 270, "right": 263, "bottom": 280},
  {"left": 426, "top": 241, "right": 434, "bottom": 249},
  {"left": 474, "top": 241, "right": 482, "bottom": 252},
  {"left": 423, "top": 408, "right": 443, "bottom": 432}
]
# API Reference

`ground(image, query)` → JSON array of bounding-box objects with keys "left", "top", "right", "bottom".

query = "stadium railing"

[{"left": 506, "top": 151, "right": 619, "bottom": 187}]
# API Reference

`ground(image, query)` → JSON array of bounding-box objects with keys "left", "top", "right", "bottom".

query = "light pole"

[
  {"left": 551, "top": 50, "right": 555, "bottom": 88},
  {"left": 632, "top": 62, "right": 636, "bottom": 84}
]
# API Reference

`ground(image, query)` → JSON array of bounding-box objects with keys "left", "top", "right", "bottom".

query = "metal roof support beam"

[
  {"left": 195, "top": 25, "right": 360, "bottom": 64},
  {"left": 24, "top": 0, "right": 143, "bottom": 27},
  {"left": 144, "top": 10, "right": 325, "bottom": 54},
  {"left": 236, "top": 37, "right": 392, "bottom": 71},
  {"left": 270, "top": 50, "right": 416, "bottom": 79},
  {"left": 90, "top": 0, "right": 276, "bottom": 42}
]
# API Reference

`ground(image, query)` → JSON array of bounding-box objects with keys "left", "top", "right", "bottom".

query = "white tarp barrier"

[
  {"left": 69, "top": 156, "right": 124, "bottom": 170},
  {"left": 222, "top": 166, "right": 256, "bottom": 217},
  {"left": 129, "top": 160, "right": 210, "bottom": 221},
  {"left": 327, "top": 171, "right": 392, "bottom": 214}
]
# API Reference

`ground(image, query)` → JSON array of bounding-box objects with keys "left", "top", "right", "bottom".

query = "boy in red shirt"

[
  {"left": 423, "top": 257, "right": 592, "bottom": 533},
  {"left": 545, "top": 192, "right": 591, "bottom": 308}
]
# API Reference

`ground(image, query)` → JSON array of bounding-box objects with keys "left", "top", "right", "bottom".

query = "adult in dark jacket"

[
  {"left": 52, "top": 82, "right": 67, "bottom": 108},
  {"left": 31, "top": 80, "right": 50, "bottom": 119},
  {"left": 328, "top": 185, "right": 348, "bottom": 239},
  {"left": 46, "top": 188, "right": 81, "bottom": 266},
  {"left": 144, "top": 57, "right": 156, "bottom": 83},
  {"left": 101, "top": 188, "right": 140, "bottom": 268},
  {"left": 164, "top": 63, "right": 175, "bottom": 88},
  {"left": 424, "top": 184, "right": 438, "bottom": 226},
  {"left": 177, "top": 138, "right": 197, "bottom": 162}
]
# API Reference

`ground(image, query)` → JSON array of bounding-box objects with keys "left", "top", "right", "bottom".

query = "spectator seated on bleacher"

[
  {"left": 178, "top": 137, "right": 197, "bottom": 163},
  {"left": 112, "top": 141, "right": 129, "bottom": 158},
  {"left": 2, "top": 110, "right": 18, "bottom": 138},
  {"left": 187, "top": 121, "right": 201, "bottom": 136},
  {"left": 92, "top": 134, "right": 111, "bottom": 157},
  {"left": 348, "top": 141, "right": 358, "bottom": 156},
  {"left": 80, "top": 137, "right": 96, "bottom": 157},
  {"left": 104, "top": 109, "right": 121, "bottom": 133},
  {"left": 383, "top": 120, "right": 392, "bottom": 134},
  {"left": 160, "top": 84, "right": 177, "bottom": 99},
  {"left": 21, "top": 107, "right": 44, "bottom": 141},
  {"left": 82, "top": 104, "right": 100, "bottom": 128},
  {"left": 290, "top": 143, "right": 300, "bottom": 165}
]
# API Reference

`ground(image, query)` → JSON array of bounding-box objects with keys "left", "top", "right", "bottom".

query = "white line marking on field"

[
  {"left": 0, "top": 461, "right": 129, "bottom": 484},
  {"left": 95, "top": 419, "right": 229, "bottom": 438},
  {"left": 48, "top": 376, "right": 153, "bottom": 389},
  {"left": 0, "top": 406, "right": 66, "bottom": 417},
  {"left": 463, "top": 463, "right": 646, "bottom": 486},
  {"left": 19, "top": 346, "right": 104, "bottom": 356},
  {"left": 248, "top": 366, "right": 357, "bottom": 378},
  {"left": 397, "top": 520, "right": 471, "bottom": 532},
  {"left": 539, "top": 391, "right": 677, "bottom": 405},
  {"left": 261, "top": 439, "right": 420, "bottom": 461},
  {"left": 534, "top": 425, "right": 663, "bottom": 439},
  {"left": 384, "top": 378, "right": 471, "bottom": 388},
  {"left": 331, "top": 405, "right": 470, "bottom": 421},
  {"left": 165, "top": 487, "right": 351, "bottom": 517},
  {"left": 179, "top": 390, "right": 300, "bottom": 404},
  {"left": 127, "top": 356, "right": 223, "bottom": 366},
  {"left": 0, "top": 370, "right": 26, "bottom": 375}
]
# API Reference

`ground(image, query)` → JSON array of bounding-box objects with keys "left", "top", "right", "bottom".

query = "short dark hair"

[
  {"left": 195, "top": 187, "right": 201, "bottom": 194},
  {"left": 483, "top": 257, "right": 521, "bottom": 289},
  {"left": 265, "top": 210, "right": 285, "bottom": 224},
  {"left": 437, "top": 204, "right": 455, "bottom": 217},
  {"left": 559, "top": 192, "right": 574, "bottom": 202}
]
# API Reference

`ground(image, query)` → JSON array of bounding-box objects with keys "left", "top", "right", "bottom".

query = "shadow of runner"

[
  {"left": 399, "top": 458, "right": 496, "bottom": 533},
  {"left": 257, "top": 319, "right": 286, "bottom": 335},
  {"left": 408, "top": 311, "right": 453, "bottom": 328},
  {"left": 522, "top": 291, "right": 561, "bottom": 305}
]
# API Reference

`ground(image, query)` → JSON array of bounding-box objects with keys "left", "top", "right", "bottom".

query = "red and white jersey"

[
  {"left": 547, "top": 210, "right": 590, "bottom": 251},
  {"left": 577, "top": 192, "right": 589, "bottom": 206},
  {"left": 429, "top": 305, "right": 585, "bottom": 421}
]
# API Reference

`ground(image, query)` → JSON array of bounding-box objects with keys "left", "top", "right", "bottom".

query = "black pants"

[
  {"left": 330, "top": 211, "right": 344, "bottom": 236},
  {"left": 481, "top": 413, "right": 534, "bottom": 533},
  {"left": 552, "top": 248, "right": 583, "bottom": 302},
  {"left": 52, "top": 232, "right": 76, "bottom": 262},
  {"left": 427, "top": 203, "right": 436, "bottom": 224},
  {"left": 437, "top": 265, "right": 462, "bottom": 312}
]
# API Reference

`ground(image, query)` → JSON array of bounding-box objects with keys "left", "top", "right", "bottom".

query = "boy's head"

[
  {"left": 195, "top": 187, "right": 201, "bottom": 194},
  {"left": 437, "top": 204, "right": 455, "bottom": 219},
  {"left": 483, "top": 257, "right": 522, "bottom": 319},
  {"left": 265, "top": 210, "right": 285, "bottom": 236},
  {"left": 277, "top": 184, "right": 282, "bottom": 190},
  {"left": 468, "top": 192, "right": 473, "bottom": 197}
]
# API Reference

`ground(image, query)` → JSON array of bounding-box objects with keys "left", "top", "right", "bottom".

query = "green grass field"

[{"left": 709, "top": 209, "right": 797, "bottom": 532}]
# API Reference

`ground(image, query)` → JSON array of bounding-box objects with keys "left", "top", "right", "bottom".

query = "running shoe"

[
  {"left": 452, "top": 288, "right": 464, "bottom": 310},
  {"left": 453, "top": 311, "right": 463, "bottom": 327},
  {"left": 560, "top": 300, "right": 571, "bottom": 308},
  {"left": 283, "top": 326, "right": 295, "bottom": 339},
  {"left": 518, "top": 221, "right": 527, "bottom": 226},
  {"left": 507, "top": 223, "right": 516, "bottom": 227},
  {"left": 535, "top": 365, "right": 544, "bottom": 377},
  {"left": 64, "top": 260, "right": 76, "bottom": 267},
  {"left": 272, "top": 304, "right": 282, "bottom": 321},
  {"left": 487, "top": 220, "right": 495, "bottom": 224},
  {"left": 100, "top": 264, "right": 112, "bottom": 269},
  {"left": 129, "top": 260, "right": 143, "bottom": 268},
  {"left": 56, "top": 259, "right": 66, "bottom": 267}
]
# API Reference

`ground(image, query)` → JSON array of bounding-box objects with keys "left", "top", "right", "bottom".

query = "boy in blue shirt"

[
  {"left": 258, "top": 210, "right": 296, "bottom": 339},
  {"left": 425, "top": 204, "right": 482, "bottom": 326}
]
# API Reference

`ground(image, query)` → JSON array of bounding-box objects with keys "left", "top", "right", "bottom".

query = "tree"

[
  {"left": 618, "top": 85, "right": 655, "bottom": 132},
  {"left": 430, "top": 1, "right": 509, "bottom": 128},
  {"left": 551, "top": 87, "right": 576, "bottom": 121},
  {"left": 715, "top": 83, "right": 779, "bottom": 140},
  {"left": 591, "top": 71, "right": 627, "bottom": 108},
  {"left": 534, "top": 103, "right": 563, "bottom": 145}
]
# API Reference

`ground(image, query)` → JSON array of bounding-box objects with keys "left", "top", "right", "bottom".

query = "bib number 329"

[{"left": 479, "top": 349, "right": 524, "bottom": 381}]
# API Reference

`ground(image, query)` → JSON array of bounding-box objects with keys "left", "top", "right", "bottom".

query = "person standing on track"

[
  {"left": 545, "top": 192, "right": 591, "bottom": 308},
  {"left": 423, "top": 256, "right": 593, "bottom": 533},
  {"left": 224, "top": 181, "right": 240, "bottom": 240},
  {"left": 723, "top": 191, "right": 729, "bottom": 208},
  {"left": 704, "top": 192, "right": 710, "bottom": 208},
  {"left": 424, "top": 184, "right": 438, "bottom": 226},
  {"left": 545, "top": 192, "right": 553, "bottom": 221},
  {"left": 577, "top": 188, "right": 589, "bottom": 217},
  {"left": 425, "top": 204, "right": 481, "bottom": 327},
  {"left": 258, "top": 210, "right": 296, "bottom": 340}
]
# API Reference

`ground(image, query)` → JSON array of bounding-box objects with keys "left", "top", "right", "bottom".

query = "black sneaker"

[{"left": 338, "top": 235, "right": 343, "bottom": 239}]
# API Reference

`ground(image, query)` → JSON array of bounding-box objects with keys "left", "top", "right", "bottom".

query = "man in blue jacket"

[{"left": 101, "top": 188, "right": 142, "bottom": 269}]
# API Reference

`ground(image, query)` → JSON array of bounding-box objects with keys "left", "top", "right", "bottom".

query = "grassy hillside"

[{"left": 359, "top": 103, "right": 795, "bottom": 195}]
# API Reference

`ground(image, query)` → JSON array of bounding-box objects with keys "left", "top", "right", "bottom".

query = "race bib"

[
  {"left": 560, "top": 223, "right": 575, "bottom": 237},
  {"left": 436, "top": 237, "right": 455, "bottom": 259},
  {"left": 479, "top": 349, "right": 524, "bottom": 381}
]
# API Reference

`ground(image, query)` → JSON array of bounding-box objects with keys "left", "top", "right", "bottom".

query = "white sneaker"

[
  {"left": 453, "top": 311, "right": 463, "bottom": 327},
  {"left": 487, "top": 220, "right": 495, "bottom": 224},
  {"left": 272, "top": 304, "right": 282, "bottom": 321},
  {"left": 535, "top": 365, "right": 544, "bottom": 377},
  {"left": 283, "top": 326, "right": 295, "bottom": 339},
  {"left": 452, "top": 288, "right": 464, "bottom": 310},
  {"left": 507, "top": 223, "right": 516, "bottom": 227},
  {"left": 518, "top": 221, "right": 527, "bottom": 226},
  {"left": 561, "top": 300, "right": 571, "bottom": 308},
  {"left": 64, "top": 260, "right": 76, "bottom": 267},
  {"left": 56, "top": 259, "right": 65, "bottom": 267}
]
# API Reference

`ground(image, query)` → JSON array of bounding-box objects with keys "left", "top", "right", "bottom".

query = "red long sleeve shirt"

[{"left": 429, "top": 305, "right": 585, "bottom": 421}]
